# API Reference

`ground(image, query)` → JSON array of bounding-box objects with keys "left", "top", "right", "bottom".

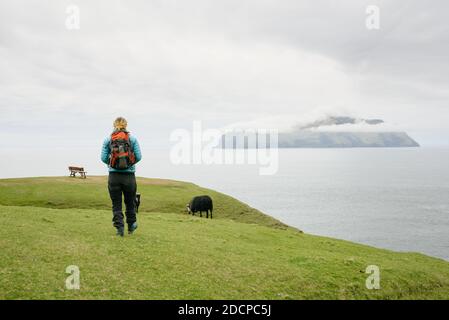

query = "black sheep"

[
  {"left": 187, "top": 195, "right": 213, "bottom": 219},
  {"left": 135, "top": 193, "right": 141, "bottom": 213}
]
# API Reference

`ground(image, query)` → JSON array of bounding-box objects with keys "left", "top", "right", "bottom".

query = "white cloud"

[{"left": 0, "top": 0, "right": 448, "bottom": 148}]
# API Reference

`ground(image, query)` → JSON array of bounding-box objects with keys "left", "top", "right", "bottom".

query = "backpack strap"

[{"left": 128, "top": 133, "right": 134, "bottom": 152}]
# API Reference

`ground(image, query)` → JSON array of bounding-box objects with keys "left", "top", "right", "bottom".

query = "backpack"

[{"left": 109, "top": 130, "right": 136, "bottom": 170}]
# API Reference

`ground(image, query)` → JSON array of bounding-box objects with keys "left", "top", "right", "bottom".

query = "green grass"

[
  {"left": 0, "top": 176, "right": 286, "bottom": 229},
  {"left": 0, "top": 176, "right": 448, "bottom": 299}
]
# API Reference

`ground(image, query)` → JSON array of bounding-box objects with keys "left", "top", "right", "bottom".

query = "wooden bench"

[{"left": 68, "top": 166, "right": 87, "bottom": 179}]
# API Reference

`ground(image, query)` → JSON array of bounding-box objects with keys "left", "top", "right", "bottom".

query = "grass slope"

[
  {"left": 0, "top": 176, "right": 286, "bottom": 229},
  {"left": 0, "top": 177, "right": 448, "bottom": 299}
]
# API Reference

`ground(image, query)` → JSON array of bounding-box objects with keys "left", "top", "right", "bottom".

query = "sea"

[{"left": 3, "top": 147, "right": 449, "bottom": 261}]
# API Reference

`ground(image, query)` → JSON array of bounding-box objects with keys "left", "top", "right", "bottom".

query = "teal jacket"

[{"left": 101, "top": 134, "right": 142, "bottom": 173}]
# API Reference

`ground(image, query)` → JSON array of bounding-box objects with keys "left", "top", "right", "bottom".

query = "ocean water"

[
  {"left": 144, "top": 147, "right": 449, "bottom": 261},
  {"left": 2, "top": 147, "right": 449, "bottom": 260}
]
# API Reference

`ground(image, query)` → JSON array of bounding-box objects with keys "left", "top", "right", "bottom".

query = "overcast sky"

[{"left": 1, "top": 0, "right": 448, "bottom": 149}]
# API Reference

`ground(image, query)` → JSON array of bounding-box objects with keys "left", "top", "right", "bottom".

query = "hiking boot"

[
  {"left": 116, "top": 227, "right": 124, "bottom": 237},
  {"left": 128, "top": 222, "right": 138, "bottom": 234}
]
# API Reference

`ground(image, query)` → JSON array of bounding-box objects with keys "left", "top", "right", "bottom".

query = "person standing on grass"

[{"left": 101, "top": 117, "right": 142, "bottom": 237}]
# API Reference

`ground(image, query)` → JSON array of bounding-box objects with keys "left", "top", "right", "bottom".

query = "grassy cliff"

[
  {"left": 0, "top": 176, "right": 448, "bottom": 299},
  {"left": 0, "top": 176, "right": 286, "bottom": 229}
]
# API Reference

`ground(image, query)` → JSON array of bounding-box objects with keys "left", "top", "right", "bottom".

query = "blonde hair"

[{"left": 113, "top": 117, "right": 128, "bottom": 131}]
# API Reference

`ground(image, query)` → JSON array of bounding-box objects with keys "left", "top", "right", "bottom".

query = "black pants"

[{"left": 108, "top": 172, "right": 137, "bottom": 229}]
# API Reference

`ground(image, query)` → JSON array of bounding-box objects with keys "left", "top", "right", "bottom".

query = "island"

[{"left": 221, "top": 116, "right": 420, "bottom": 148}]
